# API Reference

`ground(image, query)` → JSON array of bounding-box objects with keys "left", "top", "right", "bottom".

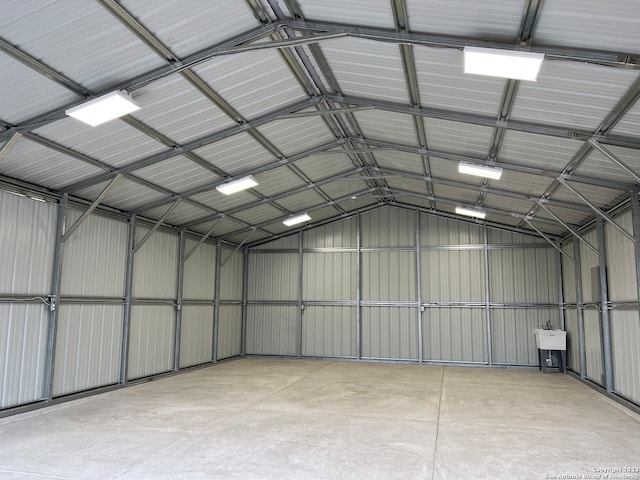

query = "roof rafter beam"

[
  {"left": 327, "top": 95, "right": 640, "bottom": 150},
  {"left": 523, "top": 217, "right": 574, "bottom": 262},
  {"left": 286, "top": 20, "right": 640, "bottom": 69},
  {"left": 353, "top": 137, "right": 634, "bottom": 191}
]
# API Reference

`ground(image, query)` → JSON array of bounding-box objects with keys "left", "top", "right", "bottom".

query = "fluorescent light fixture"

[
  {"left": 30, "top": 196, "right": 46, "bottom": 203},
  {"left": 458, "top": 161, "right": 503, "bottom": 180},
  {"left": 455, "top": 206, "right": 487, "bottom": 219},
  {"left": 283, "top": 213, "right": 311, "bottom": 227},
  {"left": 216, "top": 175, "right": 258, "bottom": 195},
  {"left": 65, "top": 90, "right": 140, "bottom": 126},
  {"left": 464, "top": 46, "right": 544, "bottom": 81}
]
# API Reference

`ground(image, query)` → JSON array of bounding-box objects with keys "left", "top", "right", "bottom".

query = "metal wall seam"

[
  {"left": 483, "top": 225, "right": 492, "bottom": 365},
  {"left": 174, "top": 229, "right": 185, "bottom": 372}
]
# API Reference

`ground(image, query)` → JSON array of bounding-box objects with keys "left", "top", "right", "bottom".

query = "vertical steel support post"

[
  {"left": 297, "top": 231, "right": 303, "bottom": 358},
  {"left": 557, "top": 250, "right": 566, "bottom": 331},
  {"left": 174, "top": 229, "right": 185, "bottom": 372},
  {"left": 483, "top": 225, "right": 493, "bottom": 365},
  {"left": 356, "top": 213, "right": 362, "bottom": 359},
  {"left": 597, "top": 218, "right": 614, "bottom": 393},
  {"left": 241, "top": 248, "right": 249, "bottom": 355},
  {"left": 120, "top": 214, "right": 136, "bottom": 384},
  {"left": 631, "top": 189, "right": 640, "bottom": 319},
  {"left": 416, "top": 211, "right": 423, "bottom": 363},
  {"left": 43, "top": 193, "right": 67, "bottom": 401},
  {"left": 213, "top": 241, "right": 222, "bottom": 362},
  {"left": 573, "top": 237, "right": 587, "bottom": 379}
]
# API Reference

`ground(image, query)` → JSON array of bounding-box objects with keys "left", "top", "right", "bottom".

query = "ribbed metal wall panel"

[
  {"left": 253, "top": 234, "right": 299, "bottom": 250},
  {"left": 423, "top": 308, "right": 486, "bottom": 362},
  {"left": 303, "top": 253, "right": 356, "bottom": 301},
  {"left": 0, "top": 304, "right": 47, "bottom": 408},
  {"left": 219, "top": 246, "right": 243, "bottom": 301},
  {"left": 52, "top": 304, "right": 123, "bottom": 396},
  {"left": 183, "top": 238, "right": 216, "bottom": 300},
  {"left": 132, "top": 226, "right": 178, "bottom": 299},
  {"left": 489, "top": 249, "right": 558, "bottom": 303},
  {"left": 422, "top": 251, "right": 484, "bottom": 302},
  {"left": 248, "top": 253, "right": 298, "bottom": 301},
  {"left": 302, "top": 306, "right": 356, "bottom": 358},
  {"left": 491, "top": 308, "right": 560, "bottom": 365},
  {"left": 610, "top": 309, "right": 640, "bottom": 405},
  {"left": 579, "top": 230, "right": 600, "bottom": 303},
  {"left": 362, "top": 251, "right": 416, "bottom": 301},
  {"left": 246, "top": 305, "right": 297, "bottom": 356},
  {"left": 488, "top": 228, "right": 546, "bottom": 245},
  {"left": 179, "top": 305, "right": 213, "bottom": 368},
  {"left": 564, "top": 309, "right": 580, "bottom": 372},
  {"left": 584, "top": 309, "right": 604, "bottom": 385},
  {"left": 361, "top": 207, "right": 415, "bottom": 247},
  {"left": 60, "top": 209, "right": 127, "bottom": 297},
  {"left": 217, "top": 305, "right": 242, "bottom": 360},
  {"left": 128, "top": 305, "right": 175, "bottom": 380},
  {"left": 420, "top": 214, "right": 483, "bottom": 245},
  {"left": 0, "top": 191, "right": 56, "bottom": 294},
  {"left": 303, "top": 216, "right": 357, "bottom": 248},
  {"left": 561, "top": 242, "right": 576, "bottom": 303},
  {"left": 605, "top": 211, "right": 637, "bottom": 302},
  {"left": 361, "top": 307, "right": 418, "bottom": 360}
]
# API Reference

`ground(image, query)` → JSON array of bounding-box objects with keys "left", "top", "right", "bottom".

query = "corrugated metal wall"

[
  {"left": 183, "top": 237, "right": 216, "bottom": 300},
  {"left": 561, "top": 242, "right": 581, "bottom": 371},
  {"left": 179, "top": 305, "right": 214, "bottom": 368},
  {"left": 0, "top": 192, "right": 55, "bottom": 408},
  {"left": 132, "top": 225, "right": 178, "bottom": 298},
  {"left": 53, "top": 304, "right": 123, "bottom": 396},
  {"left": 219, "top": 244, "right": 244, "bottom": 300},
  {"left": 128, "top": 305, "right": 175, "bottom": 379},
  {"left": 246, "top": 206, "right": 560, "bottom": 366},
  {"left": 217, "top": 305, "right": 242, "bottom": 360},
  {"left": 605, "top": 212, "right": 640, "bottom": 404}
]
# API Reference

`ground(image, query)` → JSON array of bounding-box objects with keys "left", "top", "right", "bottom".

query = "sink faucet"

[{"left": 543, "top": 320, "right": 552, "bottom": 330}]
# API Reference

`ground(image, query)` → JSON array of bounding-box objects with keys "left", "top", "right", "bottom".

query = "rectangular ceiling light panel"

[
  {"left": 65, "top": 90, "right": 140, "bottom": 126},
  {"left": 464, "top": 47, "right": 544, "bottom": 81},
  {"left": 455, "top": 206, "right": 487, "bottom": 219},
  {"left": 216, "top": 175, "right": 258, "bottom": 195},
  {"left": 283, "top": 213, "right": 311, "bottom": 227},
  {"left": 458, "top": 161, "right": 503, "bottom": 180}
]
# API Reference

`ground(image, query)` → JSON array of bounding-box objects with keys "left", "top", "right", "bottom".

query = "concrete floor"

[{"left": 1, "top": 359, "right": 639, "bottom": 480}]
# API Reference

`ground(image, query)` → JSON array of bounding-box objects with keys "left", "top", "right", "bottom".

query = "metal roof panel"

[
  {"left": 354, "top": 110, "right": 418, "bottom": 146},
  {"left": 135, "top": 156, "right": 220, "bottom": 194},
  {"left": 295, "top": 0, "right": 395, "bottom": 29},
  {"left": 255, "top": 116, "right": 336, "bottom": 157},
  {"left": 424, "top": 118, "right": 493, "bottom": 157},
  {"left": 73, "top": 178, "right": 168, "bottom": 211},
  {"left": 193, "top": 133, "right": 271, "bottom": 175},
  {"left": 498, "top": 130, "right": 583, "bottom": 171}
]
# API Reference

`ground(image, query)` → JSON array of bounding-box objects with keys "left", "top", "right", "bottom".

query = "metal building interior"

[{"left": 1, "top": 1, "right": 640, "bottom": 478}]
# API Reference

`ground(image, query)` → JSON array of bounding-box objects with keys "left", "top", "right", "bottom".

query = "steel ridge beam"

[{"left": 285, "top": 20, "right": 640, "bottom": 68}]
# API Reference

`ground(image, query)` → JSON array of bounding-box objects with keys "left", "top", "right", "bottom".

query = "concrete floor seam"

[{"left": 429, "top": 366, "right": 446, "bottom": 480}]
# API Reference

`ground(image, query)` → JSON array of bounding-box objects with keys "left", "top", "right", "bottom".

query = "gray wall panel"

[
  {"left": 491, "top": 308, "right": 560, "bottom": 365},
  {"left": 219, "top": 246, "right": 244, "bottom": 301},
  {"left": 248, "top": 253, "right": 298, "bottom": 301},
  {"left": 302, "top": 253, "right": 356, "bottom": 301},
  {"left": 610, "top": 309, "right": 640, "bottom": 405},
  {"left": 132, "top": 226, "right": 178, "bottom": 299},
  {"left": 362, "top": 306, "right": 418, "bottom": 360},
  {"left": 361, "top": 207, "right": 415, "bottom": 247},
  {"left": 423, "top": 308, "right": 486, "bottom": 362},
  {"left": 422, "top": 250, "right": 484, "bottom": 302},
  {"left": 179, "top": 305, "right": 213, "bottom": 368},
  {"left": 246, "top": 305, "right": 297, "bottom": 356},
  {"left": 420, "top": 214, "right": 482, "bottom": 245},
  {"left": 183, "top": 238, "right": 216, "bottom": 300},
  {"left": 0, "top": 304, "right": 47, "bottom": 408},
  {"left": 302, "top": 306, "right": 356, "bottom": 358},
  {"left": 128, "top": 305, "right": 175, "bottom": 379},
  {"left": 254, "top": 234, "right": 299, "bottom": 250},
  {"left": 61, "top": 209, "right": 127, "bottom": 297},
  {"left": 217, "top": 305, "right": 242, "bottom": 360},
  {"left": 489, "top": 249, "right": 558, "bottom": 303},
  {"left": 605, "top": 211, "right": 637, "bottom": 302},
  {"left": 561, "top": 242, "right": 576, "bottom": 303},
  {"left": 584, "top": 309, "right": 604, "bottom": 385},
  {"left": 53, "top": 304, "right": 123, "bottom": 396},
  {"left": 487, "top": 228, "right": 546, "bottom": 245},
  {"left": 362, "top": 251, "right": 416, "bottom": 301},
  {"left": 579, "top": 230, "right": 599, "bottom": 303},
  {"left": 564, "top": 309, "right": 580, "bottom": 371},
  {"left": 303, "top": 217, "right": 357, "bottom": 248},
  {"left": 0, "top": 191, "right": 56, "bottom": 294}
]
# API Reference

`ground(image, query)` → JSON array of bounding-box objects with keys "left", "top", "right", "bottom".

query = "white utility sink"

[{"left": 534, "top": 329, "right": 566, "bottom": 351}]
